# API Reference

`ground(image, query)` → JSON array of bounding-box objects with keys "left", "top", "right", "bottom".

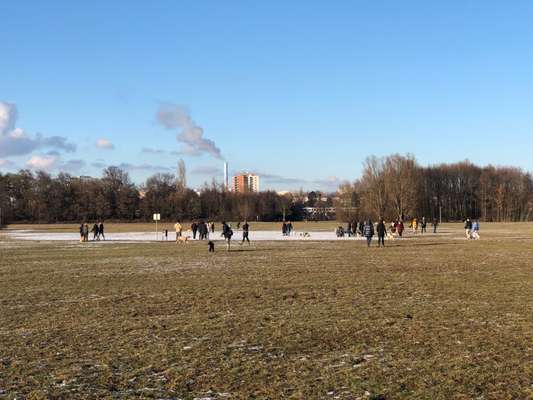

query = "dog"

[
  {"left": 208, "top": 241, "right": 215, "bottom": 252},
  {"left": 176, "top": 236, "right": 190, "bottom": 244},
  {"left": 299, "top": 232, "right": 311, "bottom": 238}
]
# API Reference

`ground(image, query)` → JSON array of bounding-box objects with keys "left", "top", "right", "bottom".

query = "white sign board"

[{"left": 153, "top": 213, "right": 161, "bottom": 221}]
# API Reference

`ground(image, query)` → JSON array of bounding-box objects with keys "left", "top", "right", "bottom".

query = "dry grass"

[{"left": 1, "top": 223, "right": 533, "bottom": 399}]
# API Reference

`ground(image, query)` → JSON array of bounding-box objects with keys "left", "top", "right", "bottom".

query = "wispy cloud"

[
  {"left": 0, "top": 158, "right": 15, "bottom": 168},
  {"left": 252, "top": 170, "right": 345, "bottom": 192},
  {"left": 0, "top": 101, "right": 76, "bottom": 157},
  {"left": 117, "top": 162, "right": 173, "bottom": 172},
  {"left": 91, "top": 161, "right": 106, "bottom": 169},
  {"left": 191, "top": 165, "right": 222, "bottom": 175},
  {"left": 141, "top": 147, "right": 166, "bottom": 154},
  {"left": 96, "top": 138, "right": 114, "bottom": 150},
  {"left": 156, "top": 103, "right": 223, "bottom": 159},
  {"left": 62, "top": 159, "right": 86, "bottom": 171}
]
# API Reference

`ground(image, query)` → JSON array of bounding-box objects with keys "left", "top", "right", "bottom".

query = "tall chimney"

[{"left": 224, "top": 161, "right": 229, "bottom": 191}]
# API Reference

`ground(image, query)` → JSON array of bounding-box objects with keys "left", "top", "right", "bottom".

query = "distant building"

[
  {"left": 233, "top": 173, "right": 260, "bottom": 193},
  {"left": 78, "top": 175, "right": 96, "bottom": 183}
]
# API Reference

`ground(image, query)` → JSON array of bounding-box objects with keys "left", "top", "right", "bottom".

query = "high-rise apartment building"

[{"left": 233, "top": 173, "right": 260, "bottom": 193}]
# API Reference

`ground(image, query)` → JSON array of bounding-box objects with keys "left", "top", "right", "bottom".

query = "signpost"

[{"left": 153, "top": 213, "right": 161, "bottom": 240}]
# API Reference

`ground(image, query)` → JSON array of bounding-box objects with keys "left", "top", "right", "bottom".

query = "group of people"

[
  {"left": 408, "top": 217, "right": 439, "bottom": 234},
  {"left": 339, "top": 220, "right": 407, "bottom": 239},
  {"left": 76, "top": 217, "right": 481, "bottom": 248},
  {"left": 173, "top": 221, "right": 216, "bottom": 241},
  {"left": 281, "top": 221, "right": 294, "bottom": 236},
  {"left": 79, "top": 222, "right": 105, "bottom": 242},
  {"left": 171, "top": 220, "right": 251, "bottom": 250},
  {"left": 464, "top": 218, "right": 481, "bottom": 240},
  {"left": 360, "top": 219, "right": 387, "bottom": 247},
  {"left": 338, "top": 216, "right": 443, "bottom": 247}
]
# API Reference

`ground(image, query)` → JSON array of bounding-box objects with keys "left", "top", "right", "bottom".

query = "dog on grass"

[
  {"left": 176, "top": 236, "right": 190, "bottom": 244},
  {"left": 208, "top": 241, "right": 215, "bottom": 252}
]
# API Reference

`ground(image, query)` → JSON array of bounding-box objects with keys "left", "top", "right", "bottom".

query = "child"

[{"left": 208, "top": 241, "right": 215, "bottom": 252}]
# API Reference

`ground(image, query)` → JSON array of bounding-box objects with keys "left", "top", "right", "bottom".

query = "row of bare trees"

[
  {"left": 0, "top": 168, "right": 307, "bottom": 223},
  {"left": 336, "top": 155, "right": 533, "bottom": 222},
  {"left": 2, "top": 155, "right": 531, "bottom": 224}
]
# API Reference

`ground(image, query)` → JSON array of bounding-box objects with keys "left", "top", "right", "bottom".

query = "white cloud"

[
  {"left": 26, "top": 155, "right": 58, "bottom": 170},
  {"left": 0, "top": 102, "right": 17, "bottom": 135},
  {"left": 96, "top": 138, "right": 114, "bottom": 149},
  {"left": 0, "top": 101, "right": 76, "bottom": 157},
  {"left": 156, "top": 103, "right": 222, "bottom": 159}
]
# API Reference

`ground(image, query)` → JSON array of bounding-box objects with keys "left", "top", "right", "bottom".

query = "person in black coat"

[
  {"left": 91, "top": 223, "right": 99, "bottom": 241},
  {"left": 222, "top": 222, "right": 233, "bottom": 250},
  {"left": 191, "top": 222, "right": 198, "bottom": 239},
  {"left": 98, "top": 222, "right": 105, "bottom": 240},
  {"left": 242, "top": 220, "right": 250, "bottom": 244},
  {"left": 376, "top": 219, "right": 387, "bottom": 247}
]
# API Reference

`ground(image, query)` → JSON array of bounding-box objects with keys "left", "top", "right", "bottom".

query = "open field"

[{"left": 1, "top": 223, "right": 533, "bottom": 399}]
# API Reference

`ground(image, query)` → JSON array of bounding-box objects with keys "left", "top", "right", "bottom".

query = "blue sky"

[{"left": 1, "top": 1, "right": 533, "bottom": 191}]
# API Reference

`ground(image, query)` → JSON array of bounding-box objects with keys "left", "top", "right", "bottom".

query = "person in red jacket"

[{"left": 396, "top": 220, "right": 404, "bottom": 237}]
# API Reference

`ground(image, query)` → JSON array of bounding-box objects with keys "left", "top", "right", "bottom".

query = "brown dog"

[{"left": 176, "top": 236, "right": 190, "bottom": 244}]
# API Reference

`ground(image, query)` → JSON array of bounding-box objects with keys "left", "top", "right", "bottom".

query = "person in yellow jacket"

[
  {"left": 174, "top": 221, "right": 183, "bottom": 241},
  {"left": 412, "top": 218, "right": 418, "bottom": 234}
]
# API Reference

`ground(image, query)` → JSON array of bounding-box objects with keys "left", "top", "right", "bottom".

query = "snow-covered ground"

[{"left": 5, "top": 229, "right": 385, "bottom": 242}]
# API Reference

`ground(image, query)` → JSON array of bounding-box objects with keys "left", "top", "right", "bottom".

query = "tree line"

[
  {"left": 0, "top": 167, "right": 310, "bottom": 224},
  {"left": 1, "top": 155, "right": 531, "bottom": 225},
  {"left": 336, "top": 154, "right": 533, "bottom": 222}
]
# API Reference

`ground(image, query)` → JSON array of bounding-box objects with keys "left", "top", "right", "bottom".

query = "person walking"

[
  {"left": 204, "top": 221, "right": 210, "bottom": 239},
  {"left": 464, "top": 218, "right": 472, "bottom": 239},
  {"left": 397, "top": 220, "right": 404, "bottom": 237},
  {"left": 197, "top": 221, "right": 205, "bottom": 240},
  {"left": 83, "top": 223, "right": 89, "bottom": 242},
  {"left": 472, "top": 220, "right": 480, "bottom": 240},
  {"left": 79, "top": 223, "right": 84, "bottom": 242},
  {"left": 412, "top": 218, "right": 418, "bottom": 234},
  {"left": 420, "top": 217, "right": 427, "bottom": 234},
  {"left": 358, "top": 221, "right": 364, "bottom": 236},
  {"left": 164, "top": 229, "right": 168, "bottom": 240},
  {"left": 287, "top": 221, "right": 293, "bottom": 235},
  {"left": 91, "top": 223, "right": 99, "bottom": 241},
  {"left": 210, "top": 222, "right": 215, "bottom": 234},
  {"left": 432, "top": 218, "right": 438, "bottom": 234},
  {"left": 363, "top": 219, "right": 374, "bottom": 247},
  {"left": 376, "top": 219, "right": 387, "bottom": 247},
  {"left": 174, "top": 221, "right": 183, "bottom": 241},
  {"left": 98, "top": 221, "right": 105, "bottom": 240},
  {"left": 346, "top": 222, "right": 353, "bottom": 237},
  {"left": 241, "top": 220, "right": 250, "bottom": 245},
  {"left": 191, "top": 221, "right": 198, "bottom": 240},
  {"left": 222, "top": 221, "right": 233, "bottom": 250},
  {"left": 282, "top": 221, "right": 287, "bottom": 236}
]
